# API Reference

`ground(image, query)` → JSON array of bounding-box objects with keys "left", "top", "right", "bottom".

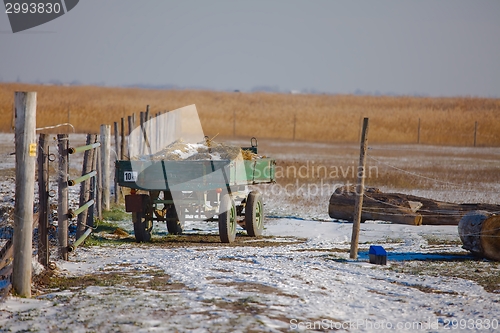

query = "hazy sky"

[{"left": 1, "top": 0, "right": 499, "bottom": 97}]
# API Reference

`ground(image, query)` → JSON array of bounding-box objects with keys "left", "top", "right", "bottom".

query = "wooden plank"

[
  {"left": 0, "top": 239, "right": 13, "bottom": 271},
  {"left": 76, "top": 134, "right": 96, "bottom": 239},
  {"left": 0, "top": 212, "right": 41, "bottom": 300},
  {"left": 88, "top": 135, "right": 98, "bottom": 227},
  {"left": 13, "top": 92, "right": 37, "bottom": 297}
]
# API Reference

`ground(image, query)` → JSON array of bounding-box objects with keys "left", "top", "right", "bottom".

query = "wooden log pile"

[
  {"left": 329, "top": 186, "right": 500, "bottom": 226},
  {"left": 459, "top": 211, "right": 500, "bottom": 261}
]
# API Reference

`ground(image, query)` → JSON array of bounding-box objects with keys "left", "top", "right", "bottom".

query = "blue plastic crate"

[{"left": 369, "top": 245, "right": 387, "bottom": 265}]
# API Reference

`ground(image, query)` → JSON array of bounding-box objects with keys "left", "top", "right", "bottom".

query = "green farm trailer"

[{"left": 115, "top": 143, "right": 276, "bottom": 243}]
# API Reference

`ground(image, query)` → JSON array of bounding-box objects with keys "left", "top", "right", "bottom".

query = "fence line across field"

[
  {"left": 6, "top": 93, "right": 499, "bottom": 299},
  {"left": 36, "top": 123, "right": 75, "bottom": 132},
  {"left": 368, "top": 154, "right": 466, "bottom": 187}
]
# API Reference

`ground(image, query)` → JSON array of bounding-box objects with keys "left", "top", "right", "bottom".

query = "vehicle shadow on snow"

[{"left": 86, "top": 228, "right": 305, "bottom": 248}]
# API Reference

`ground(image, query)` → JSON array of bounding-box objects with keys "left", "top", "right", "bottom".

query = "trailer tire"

[
  {"left": 133, "top": 212, "right": 152, "bottom": 242},
  {"left": 245, "top": 191, "right": 264, "bottom": 237},
  {"left": 132, "top": 195, "right": 152, "bottom": 242},
  {"left": 166, "top": 207, "right": 183, "bottom": 235},
  {"left": 219, "top": 194, "right": 237, "bottom": 243}
]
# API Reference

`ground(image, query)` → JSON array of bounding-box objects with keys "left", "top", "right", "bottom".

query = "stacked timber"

[
  {"left": 458, "top": 211, "right": 500, "bottom": 261},
  {"left": 329, "top": 186, "right": 500, "bottom": 226},
  {"left": 328, "top": 186, "right": 422, "bottom": 225}
]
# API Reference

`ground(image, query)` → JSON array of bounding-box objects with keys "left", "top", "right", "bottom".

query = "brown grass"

[{"left": 1, "top": 83, "right": 499, "bottom": 145}]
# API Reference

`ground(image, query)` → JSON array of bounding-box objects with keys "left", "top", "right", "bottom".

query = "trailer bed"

[{"left": 116, "top": 158, "right": 276, "bottom": 191}]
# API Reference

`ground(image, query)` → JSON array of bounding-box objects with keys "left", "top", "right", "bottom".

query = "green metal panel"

[{"left": 116, "top": 158, "right": 275, "bottom": 191}]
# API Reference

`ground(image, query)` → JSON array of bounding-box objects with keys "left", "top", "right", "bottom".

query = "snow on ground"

[
  {"left": 1, "top": 219, "right": 499, "bottom": 332},
  {"left": 0, "top": 134, "right": 499, "bottom": 332}
]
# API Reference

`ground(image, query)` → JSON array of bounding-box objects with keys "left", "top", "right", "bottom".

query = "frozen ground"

[
  {"left": 0, "top": 219, "right": 500, "bottom": 332},
  {"left": 0, "top": 134, "right": 499, "bottom": 332},
  {"left": 1, "top": 220, "right": 499, "bottom": 332}
]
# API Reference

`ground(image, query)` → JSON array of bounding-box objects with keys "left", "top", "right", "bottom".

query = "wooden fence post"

[
  {"left": 76, "top": 134, "right": 95, "bottom": 239},
  {"left": 127, "top": 115, "right": 133, "bottom": 159},
  {"left": 95, "top": 145, "right": 102, "bottom": 220},
  {"left": 233, "top": 109, "right": 236, "bottom": 137},
  {"left": 417, "top": 118, "right": 421, "bottom": 144},
  {"left": 139, "top": 112, "right": 145, "bottom": 155},
  {"left": 350, "top": 117, "right": 369, "bottom": 260},
  {"left": 155, "top": 113, "right": 160, "bottom": 152},
  {"left": 89, "top": 135, "right": 98, "bottom": 225},
  {"left": 120, "top": 117, "right": 126, "bottom": 160},
  {"left": 113, "top": 122, "right": 119, "bottom": 204},
  {"left": 100, "top": 125, "right": 111, "bottom": 211},
  {"left": 12, "top": 91, "right": 37, "bottom": 297},
  {"left": 37, "top": 133, "right": 49, "bottom": 267},
  {"left": 57, "top": 134, "right": 69, "bottom": 261},
  {"left": 140, "top": 110, "right": 152, "bottom": 156},
  {"left": 474, "top": 121, "right": 478, "bottom": 147}
]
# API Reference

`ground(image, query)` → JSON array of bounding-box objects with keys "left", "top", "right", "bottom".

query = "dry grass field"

[{"left": 1, "top": 83, "right": 499, "bottom": 146}]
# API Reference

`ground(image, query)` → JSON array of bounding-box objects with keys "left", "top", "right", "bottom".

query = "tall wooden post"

[
  {"left": 113, "top": 122, "right": 119, "bottom": 204},
  {"left": 120, "top": 117, "right": 126, "bottom": 160},
  {"left": 114, "top": 121, "right": 120, "bottom": 159},
  {"left": 139, "top": 111, "right": 145, "bottom": 155},
  {"left": 100, "top": 125, "right": 111, "bottom": 211},
  {"left": 144, "top": 106, "right": 150, "bottom": 155},
  {"left": 233, "top": 109, "right": 236, "bottom": 137},
  {"left": 417, "top": 118, "right": 421, "bottom": 144},
  {"left": 140, "top": 109, "right": 151, "bottom": 155},
  {"left": 127, "top": 115, "right": 133, "bottom": 159},
  {"left": 155, "top": 113, "right": 160, "bottom": 152},
  {"left": 57, "top": 134, "right": 69, "bottom": 261},
  {"left": 89, "top": 135, "right": 98, "bottom": 227},
  {"left": 37, "top": 133, "right": 49, "bottom": 267},
  {"left": 95, "top": 145, "right": 102, "bottom": 220},
  {"left": 474, "top": 121, "right": 478, "bottom": 147},
  {"left": 13, "top": 91, "right": 37, "bottom": 297},
  {"left": 350, "top": 118, "right": 369, "bottom": 259}
]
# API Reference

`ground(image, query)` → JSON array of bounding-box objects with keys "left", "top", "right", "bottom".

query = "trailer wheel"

[
  {"left": 132, "top": 195, "right": 153, "bottom": 242},
  {"left": 132, "top": 212, "right": 152, "bottom": 242},
  {"left": 245, "top": 191, "right": 264, "bottom": 237},
  {"left": 166, "top": 206, "right": 184, "bottom": 235},
  {"left": 219, "top": 194, "right": 237, "bottom": 243}
]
